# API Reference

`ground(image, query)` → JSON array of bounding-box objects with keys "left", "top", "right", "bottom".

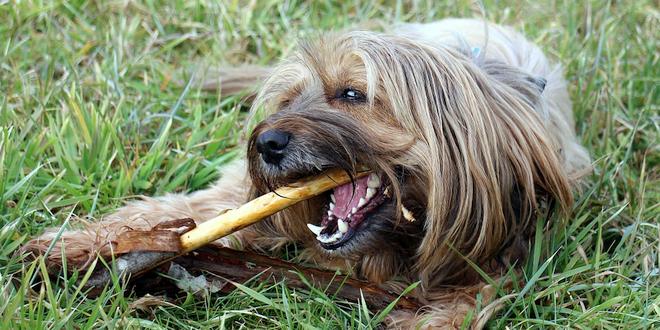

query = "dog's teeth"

[
  {"left": 317, "top": 230, "right": 343, "bottom": 243},
  {"left": 327, "top": 210, "right": 334, "bottom": 218},
  {"left": 366, "top": 188, "right": 376, "bottom": 200},
  {"left": 351, "top": 207, "right": 357, "bottom": 214},
  {"left": 367, "top": 173, "right": 381, "bottom": 188},
  {"left": 316, "top": 233, "right": 330, "bottom": 243},
  {"left": 401, "top": 205, "right": 416, "bottom": 222},
  {"left": 358, "top": 198, "right": 366, "bottom": 207},
  {"left": 317, "top": 235, "right": 331, "bottom": 243},
  {"left": 330, "top": 194, "right": 336, "bottom": 203},
  {"left": 307, "top": 223, "right": 325, "bottom": 236},
  {"left": 338, "top": 219, "right": 348, "bottom": 233},
  {"left": 329, "top": 202, "right": 335, "bottom": 210},
  {"left": 384, "top": 186, "right": 391, "bottom": 197}
]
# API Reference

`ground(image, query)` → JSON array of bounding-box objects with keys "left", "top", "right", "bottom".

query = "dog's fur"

[{"left": 24, "top": 19, "right": 590, "bottom": 328}]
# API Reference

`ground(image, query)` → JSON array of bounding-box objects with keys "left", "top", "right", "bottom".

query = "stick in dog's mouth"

[{"left": 179, "top": 168, "right": 371, "bottom": 253}]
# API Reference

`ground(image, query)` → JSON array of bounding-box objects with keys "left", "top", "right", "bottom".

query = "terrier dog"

[{"left": 24, "top": 18, "right": 590, "bottom": 328}]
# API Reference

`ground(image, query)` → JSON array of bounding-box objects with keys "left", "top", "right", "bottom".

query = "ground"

[{"left": 0, "top": 0, "right": 658, "bottom": 328}]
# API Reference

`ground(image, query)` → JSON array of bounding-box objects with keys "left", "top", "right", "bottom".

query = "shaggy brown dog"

[{"left": 24, "top": 19, "right": 590, "bottom": 328}]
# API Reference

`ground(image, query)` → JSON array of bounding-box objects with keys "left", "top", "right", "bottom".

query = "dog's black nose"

[{"left": 255, "top": 129, "right": 291, "bottom": 164}]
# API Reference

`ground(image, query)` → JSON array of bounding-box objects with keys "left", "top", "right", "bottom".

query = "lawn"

[{"left": 0, "top": 0, "right": 658, "bottom": 328}]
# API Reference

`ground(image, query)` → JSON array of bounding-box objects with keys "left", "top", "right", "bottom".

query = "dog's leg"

[{"left": 21, "top": 159, "right": 263, "bottom": 270}]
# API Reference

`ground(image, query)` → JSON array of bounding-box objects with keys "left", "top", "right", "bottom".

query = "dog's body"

[{"left": 26, "top": 19, "right": 590, "bottom": 328}]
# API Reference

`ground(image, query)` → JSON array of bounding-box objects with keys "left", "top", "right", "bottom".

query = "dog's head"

[{"left": 246, "top": 32, "right": 573, "bottom": 287}]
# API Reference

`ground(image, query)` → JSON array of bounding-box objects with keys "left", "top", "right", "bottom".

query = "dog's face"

[
  {"left": 246, "top": 32, "right": 573, "bottom": 285},
  {"left": 246, "top": 37, "right": 426, "bottom": 270}
]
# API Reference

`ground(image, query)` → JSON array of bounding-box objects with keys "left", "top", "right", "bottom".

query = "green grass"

[{"left": 0, "top": 0, "right": 658, "bottom": 328}]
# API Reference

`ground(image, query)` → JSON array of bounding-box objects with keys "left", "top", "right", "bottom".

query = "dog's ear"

[{"left": 414, "top": 52, "right": 573, "bottom": 288}]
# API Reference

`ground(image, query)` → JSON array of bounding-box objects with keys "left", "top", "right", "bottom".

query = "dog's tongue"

[{"left": 332, "top": 176, "right": 369, "bottom": 219}]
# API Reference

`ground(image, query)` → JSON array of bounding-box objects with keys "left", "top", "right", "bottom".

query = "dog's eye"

[{"left": 338, "top": 88, "right": 366, "bottom": 102}]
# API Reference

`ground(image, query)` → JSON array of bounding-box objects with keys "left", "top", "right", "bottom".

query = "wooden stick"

[{"left": 179, "top": 168, "right": 369, "bottom": 252}]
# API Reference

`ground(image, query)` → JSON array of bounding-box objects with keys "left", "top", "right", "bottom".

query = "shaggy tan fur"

[{"left": 23, "top": 18, "right": 590, "bottom": 329}]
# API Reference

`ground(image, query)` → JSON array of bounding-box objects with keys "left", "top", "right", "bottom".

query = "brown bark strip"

[
  {"left": 114, "top": 218, "right": 196, "bottom": 254},
  {"left": 114, "top": 231, "right": 182, "bottom": 254},
  {"left": 173, "top": 245, "right": 422, "bottom": 311}
]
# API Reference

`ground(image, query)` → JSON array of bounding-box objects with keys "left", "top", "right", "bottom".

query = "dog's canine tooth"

[
  {"left": 306, "top": 223, "right": 324, "bottom": 236},
  {"left": 401, "top": 205, "right": 416, "bottom": 222},
  {"left": 337, "top": 219, "right": 348, "bottom": 233},
  {"left": 366, "top": 188, "right": 376, "bottom": 200},
  {"left": 330, "top": 194, "right": 336, "bottom": 203},
  {"left": 358, "top": 198, "right": 366, "bottom": 207},
  {"left": 367, "top": 173, "right": 381, "bottom": 188}
]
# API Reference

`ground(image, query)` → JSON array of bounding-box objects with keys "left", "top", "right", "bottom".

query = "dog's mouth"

[{"left": 306, "top": 173, "right": 390, "bottom": 250}]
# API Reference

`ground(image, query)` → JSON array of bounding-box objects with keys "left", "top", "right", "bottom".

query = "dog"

[{"left": 24, "top": 18, "right": 591, "bottom": 328}]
